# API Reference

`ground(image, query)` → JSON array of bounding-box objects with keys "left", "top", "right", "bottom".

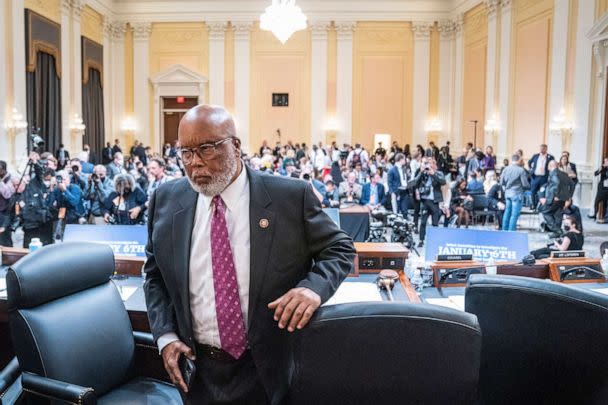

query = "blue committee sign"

[
  {"left": 424, "top": 228, "right": 529, "bottom": 262},
  {"left": 63, "top": 225, "right": 148, "bottom": 257}
]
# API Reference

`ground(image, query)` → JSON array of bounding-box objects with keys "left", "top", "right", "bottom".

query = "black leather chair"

[
  {"left": 0, "top": 358, "right": 22, "bottom": 404},
  {"left": 466, "top": 274, "right": 608, "bottom": 405},
  {"left": 6, "top": 242, "right": 182, "bottom": 404},
  {"left": 288, "top": 302, "right": 482, "bottom": 405}
]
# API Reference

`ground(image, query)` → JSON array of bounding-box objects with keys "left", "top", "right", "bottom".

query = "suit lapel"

[
  {"left": 172, "top": 179, "right": 198, "bottom": 331},
  {"left": 246, "top": 167, "right": 275, "bottom": 331}
]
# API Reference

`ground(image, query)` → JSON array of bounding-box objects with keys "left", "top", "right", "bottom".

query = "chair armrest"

[
  {"left": 133, "top": 331, "right": 157, "bottom": 350},
  {"left": 0, "top": 357, "right": 20, "bottom": 393},
  {"left": 21, "top": 372, "right": 96, "bottom": 405}
]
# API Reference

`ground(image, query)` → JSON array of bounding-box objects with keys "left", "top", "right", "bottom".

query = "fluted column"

[
  {"left": 497, "top": 1, "right": 512, "bottom": 159},
  {"left": 71, "top": 0, "right": 84, "bottom": 152},
  {"left": 484, "top": 0, "right": 499, "bottom": 148},
  {"left": 412, "top": 21, "right": 433, "bottom": 147},
  {"left": 310, "top": 21, "right": 330, "bottom": 146},
  {"left": 110, "top": 22, "right": 126, "bottom": 146},
  {"left": 132, "top": 22, "right": 152, "bottom": 149},
  {"left": 102, "top": 17, "right": 112, "bottom": 144},
  {"left": 0, "top": 2, "right": 7, "bottom": 165},
  {"left": 438, "top": 21, "right": 456, "bottom": 145},
  {"left": 233, "top": 22, "right": 252, "bottom": 154},
  {"left": 208, "top": 22, "right": 227, "bottom": 106},
  {"left": 452, "top": 14, "right": 465, "bottom": 149},
  {"left": 60, "top": 0, "right": 72, "bottom": 150},
  {"left": 335, "top": 21, "right": 355, "bottom": 146}
]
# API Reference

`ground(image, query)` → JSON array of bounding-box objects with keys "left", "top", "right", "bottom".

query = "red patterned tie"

[{"left": 210, "top": 195, "right": 248, "bottom": 359}]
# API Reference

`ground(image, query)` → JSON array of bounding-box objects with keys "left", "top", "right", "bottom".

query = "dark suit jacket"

[
  {"left": 143, "top": 166, "right": 355, "bottom": 404},
  {"left": 360, "top": 182, "right": 386, "bottom": 206},
  {"left": 528, "top": 153, "right": 555, "bottom": 178},
  {"left": 387, "top": 165, "right": 403, "bottom": 194}
]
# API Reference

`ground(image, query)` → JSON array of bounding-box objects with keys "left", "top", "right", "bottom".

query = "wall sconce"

[
  {"left": 324, "top": 117, "right": 339, "bottom": 132},
  {"left": 5, "top": 108, "right": 28, "bottom": 132},
  {"left": 121, "top": 117, "right": 137, "bottom": 132},
  {"left": 424, "top": 117, "right": 442, "bottom": 133},
  {"left": 549, "top": 108, "right": 573, "bottom": 132},
  {"left": 69, "top": 113, "right": 86, "bottom": 134},
  {"left": 484, "top": 115, "right": 501, "bottom": 133}
]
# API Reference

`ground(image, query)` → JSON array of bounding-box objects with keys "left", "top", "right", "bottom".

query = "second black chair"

[{"left": 289, "top": 301, "right": 481, "bottom": 405}]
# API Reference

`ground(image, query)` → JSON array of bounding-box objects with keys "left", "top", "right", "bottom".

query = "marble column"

[
  {"left": 60, "top": 0, "right": 72, "bottom": 151},
  {"left": 110, "top": 22, "right": 126, "bottom": 147},
  {"left": 132, "top": 22, "right": 152, "bottom": 149},
  {"left": 310, "top": 21, "right": 330, "bottom": 146},
  {"left": 102, "top": 17, "right": 112, "bottom": 144},
  {"left": 452, "top": 14, "right": 465, "bottom": 150},
  {"left": 0, "top": 1, "right": 7, "bottom": 165},
  {"left": 233, "top": 22, "right": 252, "bottom": 154},
  {"left": 208, "top": 22, "right": 227, "bottom": 106},
  {"left": 335, "top": 21, "right": 355, "bottom": 146},
  {"left": 497, "top": 1, "right": 512, "bottom": 159},
  {"left": 412, "top": 21, "right": 433, "bottom": 147},
  {"left": 12, "top": 0, "right": 27, "bottom": 169},
  {"left": 71, "top": 0, "right": 84, "bottom": 152},
  {"left": 547, "top": 0, "right": 570, "bottom": 155},
  {"left": 484, "top": 0, "right": 499, "bottom": 148},
  {"left": 438, "top": 21, "right": 456, "bottom": 145}
]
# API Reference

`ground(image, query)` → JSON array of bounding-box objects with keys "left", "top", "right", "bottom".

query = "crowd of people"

[{"left": 0, "top": 134, "right": 605, "bottom": 257}]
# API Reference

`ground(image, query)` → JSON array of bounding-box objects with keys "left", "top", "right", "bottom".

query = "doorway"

[{"left": 162, "top": 97, "right": 198, "bottom": 147}]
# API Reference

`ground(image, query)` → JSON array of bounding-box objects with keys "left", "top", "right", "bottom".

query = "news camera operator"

[
  {"left": 85, "top": 165, "right": 114, "bottom": 224},
  {"left": 17, "top": 152, "right": 60, "bottom": 246},
  {"left": 413, "top": 157, "right": 446, "bottom": 247},
  {"left": 54, "top": 170, "right": 87, "bottom": 225},
  {"left": 0, "top": 161, "right": 16, "bottom": 246},
  {"left": 103, "top": 173, "right": 147, "bottom": 225},
  {"left": 68, "top": 158, "right": 88, "bottom": 190}
]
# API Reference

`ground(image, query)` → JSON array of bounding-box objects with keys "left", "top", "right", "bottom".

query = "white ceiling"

[{"left": 88, "top": 0, "right": 482, "bottom": 22}]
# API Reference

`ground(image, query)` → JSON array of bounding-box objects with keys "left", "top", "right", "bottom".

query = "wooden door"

[{"left": 163, "top": 111, "right": 185, "bottom": 147}]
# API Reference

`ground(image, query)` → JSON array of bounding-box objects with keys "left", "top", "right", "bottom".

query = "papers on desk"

[
  {"left": 322, "top": 282, "right": 383, "bottom": 306},
  {"left": 591, "top": 288, "right": 608, "bottom": 296},
  {"left": 115, "top": 285, "right": 138, "bottom": 302},
  {"left": 426, "top": 295, "right": 465, "bottom": 311}
]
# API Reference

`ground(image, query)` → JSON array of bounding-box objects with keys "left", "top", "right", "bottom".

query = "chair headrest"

[
  {"left": 7, "top": 242, "right": 115, "bottom": 310},
  {"left": 467, "top": 274, "right": 608, "bottom": 307},
  {"left": 309, "top": 301, "right": 479, "bottom": 331}
]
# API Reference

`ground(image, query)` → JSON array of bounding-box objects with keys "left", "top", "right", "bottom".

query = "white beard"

[{"left": 187, "top": 158, "right": 238, "bottom": 197}]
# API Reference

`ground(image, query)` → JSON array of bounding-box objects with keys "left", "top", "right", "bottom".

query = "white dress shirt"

[
  {"left": 535, "top": 154, "right": 547, "bottom": 176},
  {"left": 157, "top": 167, "right": 251, "bottom": 353}
]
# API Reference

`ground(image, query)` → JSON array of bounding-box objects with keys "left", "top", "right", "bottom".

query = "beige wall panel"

[
  {"left": 511, "top": 17, "right": 552, "bottom": 155},
  {"left": 81, "top": 5, "right": 103, "bottom": 44},
  {"left": 597, "top": 0, "right": 608, "bottom": 20},
  {"left": 24, "top": 0, "right": 60, "bottom": 23},
  {"left": 224, "top": 26, "right": 235, "bottom": 113},
  {"left": 149, "top": 22, "right": 208, "bottom": 76},
  {"left": 358, "top": 56, "right": 405, "bottom": 148},
  {"left": 462, "top": 42, "right": 486, "bottom": 147},
  {"left": 250, "top": 25, "right": 311, "bottom": 150},
  {"left": 352, "top": 22, "right": 412, "bottom": 149}
]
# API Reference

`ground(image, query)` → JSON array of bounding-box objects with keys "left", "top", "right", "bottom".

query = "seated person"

[
  {"left": 339, "top": 171, "right": 363, "bottom": 205},
  {"left": 450, "top": 178, "right": 473, "bottom": 227},
  {"left": 103, "top": 173, "right": 147, "bottom": 225},
  {"left": 467, "top": 171, "right": 484, "bottom": 193},
  {"left": 486, "top": 173, "right": 505, "bottom": 229},
  {"left": 531, "top": 214, "right": 584, "bottom": 259},
  {"left": 324, "top": 180, "right": 340, "bottom": 208},
  {"left": 360, "top": 173, "right": 386, "bottom": 209}
]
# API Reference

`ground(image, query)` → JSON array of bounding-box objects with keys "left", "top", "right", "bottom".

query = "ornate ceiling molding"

[
  {"left": 335, "top": 21, "right": 356, "bottom": 40},
  {"left": 412, "top": 21, "right": 434, "bottom": 39},
  {"left": 131, "top": 21, "right": 152, "bottom": 39},
  {"left": 208, "top": 22, "right": 228, "bottom": 41}
]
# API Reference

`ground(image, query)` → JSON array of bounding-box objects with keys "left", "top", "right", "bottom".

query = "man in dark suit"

[
  {"left": 143, "top": 105, "right": 355, "bottom": 404},
  {"left": 56, "top": 144, "right": 70, "bottom": 170},
  {"left": 539, "top": 160, "right": 573, "bottom": 238},
  {"left": 102, "top": 142, "right": 114, "bottom": 165},
  {"left": 388, "top": 153, "right": 410, "bottom": 217},
  {"left": 528, "top": 144, "right": 554, "bottom": 208},
  {"left": 112, "top": 138, "right": 122, "bottom": 156},
  {"left": 360, "top": 172, "right": 386, "bottom": 208}
]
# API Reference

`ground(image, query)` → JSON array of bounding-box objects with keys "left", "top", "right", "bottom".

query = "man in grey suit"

[{"left": 143, "top": 105, "right": 355, "bottom": 404}]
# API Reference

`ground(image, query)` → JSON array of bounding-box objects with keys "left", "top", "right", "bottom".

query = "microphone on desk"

[
  {"left": 438, "top": 255, "right": 537, "bottom": 283},
  {"left": 559, "top": 266, "right": 607, "bottom": 281},
  {"left": 376, "top": 270, "right": 399, "bottom": 301}
]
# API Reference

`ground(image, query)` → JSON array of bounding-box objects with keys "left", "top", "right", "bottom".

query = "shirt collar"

[{"left": 201, "top": 165, "right": 248, "bottom": 212}]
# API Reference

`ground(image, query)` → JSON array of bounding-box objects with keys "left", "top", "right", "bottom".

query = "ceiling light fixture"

[{"left": 260, "top": 0, "right": 307, "bottom": 44}]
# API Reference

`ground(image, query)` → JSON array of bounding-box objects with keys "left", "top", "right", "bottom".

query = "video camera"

[{"left": 30, "top": 127, "right": 44, "bottom": 154}]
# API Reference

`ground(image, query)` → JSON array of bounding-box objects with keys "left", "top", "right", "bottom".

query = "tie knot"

[{"left": 212, "top": 195, "right": 224, "bottom": 209}]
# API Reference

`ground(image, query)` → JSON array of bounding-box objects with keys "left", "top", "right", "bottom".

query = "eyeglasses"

[{"left": 179, "top": 137, "right": 235, "bottom": 165}]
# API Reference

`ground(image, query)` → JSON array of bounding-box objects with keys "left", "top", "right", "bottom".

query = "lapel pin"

[{"left": 259, "top": 218, "right": 269, "bottom": 229}]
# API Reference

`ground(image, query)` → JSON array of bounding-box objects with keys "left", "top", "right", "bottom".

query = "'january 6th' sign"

[{"left": 63, "top": 225, "right": 147, "bottom": 257}]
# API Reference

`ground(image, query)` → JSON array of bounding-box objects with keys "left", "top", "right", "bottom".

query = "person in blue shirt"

[
  {"left": 54, "top": 170, "right": 86, "bottom": 224},
  {"left": 360, "top": 173, "right": 386, "bottom": 209},
  {"left": 467, "top": 170, "right": 484, "bottom": 193}
]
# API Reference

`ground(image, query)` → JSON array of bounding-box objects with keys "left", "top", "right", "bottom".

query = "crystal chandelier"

[{"left": 260, "top": 0, "right": 307, "bottom": 44}]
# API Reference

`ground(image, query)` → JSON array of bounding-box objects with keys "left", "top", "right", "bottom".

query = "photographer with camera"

[
  {"left": 54, "top": 170, "right": 87, "bottom": 225},
  {"left": 85, "top": 165, "right": 114, "bottom": 224},
  {"left": 17, "top": 152, "right": 60, "bottom": 246},
  {"left": 68, "top": 158, "right": 88, "bottom": 190},
  {"left": 0, "top": 161, "right": 16, "bottom": 246},
  {"left": 103, "top": 173, "right": 147, "bottom": 225},
  {"left": 413, "top": 157, "right": 446, "bottom": 247}
]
